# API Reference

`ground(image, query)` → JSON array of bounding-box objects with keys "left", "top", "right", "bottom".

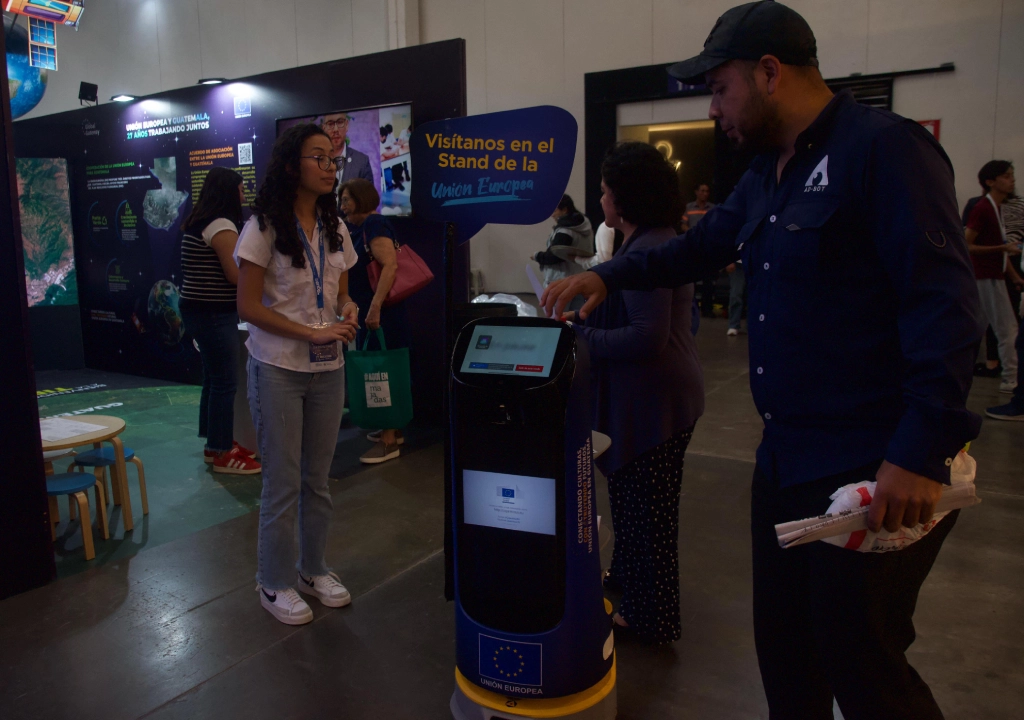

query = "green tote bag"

[{"left": 345, "top": 328, "right": 413, "bottom": 430}]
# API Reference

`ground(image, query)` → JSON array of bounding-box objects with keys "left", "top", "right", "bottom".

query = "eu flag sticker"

[{"left": 479, "top": 634, "right": 542, "bottom": 686}]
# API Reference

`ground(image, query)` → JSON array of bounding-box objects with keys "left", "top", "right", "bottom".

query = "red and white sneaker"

[
  {"left": 205, "top": 441, "right": 258, "bottom": 463},
  {"left": 234, "top": 442, "right": 258, "bottom": 458},
  {"left": 212, "top": 447, "right": 262, "bottom": 475}
]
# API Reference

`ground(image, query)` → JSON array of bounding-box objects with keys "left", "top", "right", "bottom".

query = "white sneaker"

[
  {"left": 297, "top": 571, "right": 352, "bottom": 608},
  {"left": 1000, "top": 381, "right": 1017, "bottom": 394},
  {"left": 257, "top": 585, "right": 313, "bottom": 625},
  {"left": 726, "top": 328, "right": 739, "bottom": 336}
]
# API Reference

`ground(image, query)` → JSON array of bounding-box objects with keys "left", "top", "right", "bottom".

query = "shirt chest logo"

[{"left": 804, "top": 155, "right": 829, "bottom": 192}]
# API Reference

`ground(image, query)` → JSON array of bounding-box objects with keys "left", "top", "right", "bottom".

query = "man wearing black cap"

[{"left": 543, "top": 2, "right": 982, "bottom": 718}]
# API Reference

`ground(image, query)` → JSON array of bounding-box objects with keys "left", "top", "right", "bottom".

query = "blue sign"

[{"left": 411, "top": 106, "right": 577, "bottom": 240}]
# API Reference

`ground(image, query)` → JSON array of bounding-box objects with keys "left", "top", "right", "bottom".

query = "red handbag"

[{"left": 366, "top": 241, "right": 435, "bottom": 307}]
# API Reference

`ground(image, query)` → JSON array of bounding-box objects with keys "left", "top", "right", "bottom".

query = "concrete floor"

[{"left": 2, "top": 318, "right": 1021, "bottom": 719}]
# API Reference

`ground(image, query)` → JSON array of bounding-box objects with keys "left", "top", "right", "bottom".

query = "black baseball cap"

[{"left": 668, "top": 1, "right": 818, "bottom": 84}]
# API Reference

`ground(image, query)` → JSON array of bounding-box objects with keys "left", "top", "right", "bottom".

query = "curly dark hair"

[
  {"left": 252, "top": 123, "right": 340, "bottom": 268},
  {"left": 601, "top": 142, "right": 682, "bottom": 229},
  {"left": 181, "top": 166, "right": 244, "bottom": 236}
]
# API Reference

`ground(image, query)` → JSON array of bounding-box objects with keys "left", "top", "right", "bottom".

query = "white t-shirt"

[
  {"left": 201, "top": 217, "right": 237, "bottom": 246},
  {"left": 234, "top": 215, "right": 358, "bottom": 372},
  {"left": 594, "top": 222, "right": 616, "bottom": 264}
]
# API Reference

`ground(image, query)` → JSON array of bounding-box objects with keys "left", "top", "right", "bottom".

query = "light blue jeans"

[
  {"left": 248, "top": 357, "right": 345, "bottom": 590},
  {"left": 728, "top": 264, "right": 746, "bottom": 330}
]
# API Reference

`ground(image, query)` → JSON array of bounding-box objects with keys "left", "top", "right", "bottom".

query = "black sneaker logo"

[
  {"left": 300, "top": 574, "right": 313, "bottom": 587},
  {"left": 262, "top": 589, "right": 277, "bottom": 603}
]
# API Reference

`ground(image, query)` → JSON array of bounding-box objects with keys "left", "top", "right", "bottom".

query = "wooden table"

[{"left": 40, "top": 415, "right": 136, "bottom": 532}]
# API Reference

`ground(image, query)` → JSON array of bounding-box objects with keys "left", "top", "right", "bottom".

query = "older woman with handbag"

[{"left": 340, "top": 179, "right": 413, "bottom": 464}]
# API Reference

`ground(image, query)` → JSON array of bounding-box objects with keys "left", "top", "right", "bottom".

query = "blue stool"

[
  {"left": 43, "top": 449, "right": 77, "bottom": 532},
  {"left": 69, "top": 446, "right": 149, "bottom": 516},
  {"left": 47, "top": 472, "right": 109, "bottom": 560}
]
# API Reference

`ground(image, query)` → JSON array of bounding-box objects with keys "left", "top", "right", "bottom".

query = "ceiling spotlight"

[
  {"left": 198, "top": 78, "right": 227, "bottom": 85},
  {"left": 111, "top": 94, "right": 136, "bottom": 102}
]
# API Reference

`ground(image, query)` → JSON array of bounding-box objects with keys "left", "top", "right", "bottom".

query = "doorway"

[{"left": 618, "top": 119, "right": 716, "bottom": 207}]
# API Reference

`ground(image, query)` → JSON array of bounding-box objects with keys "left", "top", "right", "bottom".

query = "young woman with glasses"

[{"left": 235, "top": 124, "right": 360, "bottom": 625}]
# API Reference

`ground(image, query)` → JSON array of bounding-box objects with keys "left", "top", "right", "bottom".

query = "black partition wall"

[{"left": 13, "top": 39, "right": 469, "bottom": 424}]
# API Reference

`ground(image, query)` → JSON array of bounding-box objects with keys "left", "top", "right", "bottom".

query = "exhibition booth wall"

[{"left": 14, "top": 39, "right": 469, "bottom": 424}]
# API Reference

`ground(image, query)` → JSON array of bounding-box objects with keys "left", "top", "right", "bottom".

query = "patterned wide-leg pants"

[{"left": 607, "top": 426, "right": 694, "bottom": 644}]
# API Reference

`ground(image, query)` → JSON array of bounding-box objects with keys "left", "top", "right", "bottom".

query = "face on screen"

[{"left": 321, "top": 113, "right": 350, "bottom": 154}]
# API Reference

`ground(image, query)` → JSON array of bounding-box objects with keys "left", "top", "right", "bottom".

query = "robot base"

[{"left": 451, "top": 660, "right": 616, "bottom": 720}]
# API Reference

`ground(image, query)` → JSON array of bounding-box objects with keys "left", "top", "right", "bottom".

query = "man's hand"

[
  {"left": 1006, "top": 243, "right": 1023, "bottom": 257},
  {"left": 868, "top": 461, "right": 943, "bottom": 533},
  {"left": 540, "top": 271, "right": 608, "bottom": 320}
]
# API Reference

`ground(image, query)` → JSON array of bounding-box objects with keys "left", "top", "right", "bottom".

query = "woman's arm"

[
  {"left": 365, "top": 235, "right": 399, "bottom": 330},
  {"left": 581, "top": 287, "right": 674, "bottom": 361},
  {"left": 237, "top": 259, "right": 355, "bottom": 344},
  {"left": 210, "top": 230, "right": 240, "bottom": 284}
]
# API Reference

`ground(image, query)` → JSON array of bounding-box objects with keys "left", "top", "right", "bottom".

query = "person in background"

[
  {"left": 988, "top": 189, "right": 1024, "bottom": 420},
  {"left": 569, "top": 142, "right": 704, "bottom": 644},
  {"left": 576, "top": 221, "right": 615, "bottom": 271},
  {"left": 380, "top": 124, "right": 400, "bottom": 160},
  {"left": 321, "top": 112, "right": 373, "bottom": 185},
  {"left": 543, "top": 3, "right": 982, "bottom": 715},
  {"left": 964, "top": 193, "right": 1002, "bottom": 378},
  {"left": 179, "top": 167, "right": 261, "bottom": 475},
  {"left": 593, "top": 221, "right": 616, "bottom": 265},
  {"left": 236, "top": 123, "right": 360, "bottom": 625},
  {"left": 685, "top": 183, "right": 718, "bottom": 318},
  {"left": 531, "top": 195, "right": 595, "bottom": 310},
  {"left": 965, "top": 161, "right": 1021, "bottom": 394},
  {"left": 340, "top": 178, "right": 411, "bottom": 464}
]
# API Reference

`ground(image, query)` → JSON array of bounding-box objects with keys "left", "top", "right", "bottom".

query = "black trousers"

[
  {"left": 607, "top": 428, "right": 694, "bottom": 644},
  {"left": 751, "top": 461, "right": 956, "bottom": 720}
]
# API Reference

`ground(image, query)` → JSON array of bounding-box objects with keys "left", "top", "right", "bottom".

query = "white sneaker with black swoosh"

[
  {"left": 297, "top": 571, "right": 352, "bottom": 607},
  {"left": 257, "top": 585, "right": 313, "bottom": 625}
]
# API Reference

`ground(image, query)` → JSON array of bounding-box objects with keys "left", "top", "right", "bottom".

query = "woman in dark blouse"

[
  {"left": 340, "top": 179, "right": 411, "bottom": 465},
  {"left": 574, "top": 142, "right": 705, "bottom": 643}
]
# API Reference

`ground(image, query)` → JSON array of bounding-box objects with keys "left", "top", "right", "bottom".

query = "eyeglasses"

[
  {"left": 300, "top": 155, "right": 344, "bottom": 171},
  {"left": 323, "top": 119, "right": 349, "bottom": 131}
]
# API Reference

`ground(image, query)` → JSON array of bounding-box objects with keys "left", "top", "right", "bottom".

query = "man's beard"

[{"left": 731, "top": 90, "right": 782, "bottom": 154}]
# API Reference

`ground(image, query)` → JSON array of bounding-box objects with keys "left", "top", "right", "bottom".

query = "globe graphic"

[
  {"left": 148, "top": 280, "right": 185, "bottom": 347},
  {"left": 4, "top": 16, "right": 49, "bottom": 119}
]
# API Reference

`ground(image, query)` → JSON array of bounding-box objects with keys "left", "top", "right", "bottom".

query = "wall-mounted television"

[{"left": 277, "top": 102, "right": 413, "bottom": 216}]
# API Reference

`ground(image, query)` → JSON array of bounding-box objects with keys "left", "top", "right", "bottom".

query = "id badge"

[{"left": 307, "top": 322, "right": 340, "bottom": 371}]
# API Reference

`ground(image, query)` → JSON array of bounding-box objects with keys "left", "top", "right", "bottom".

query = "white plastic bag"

[
  {"left": 470, "top": 293, "right": 538, "bottom": 317},
  {"left": 822, "top": 452, "right": 977, "bottom": 553}
]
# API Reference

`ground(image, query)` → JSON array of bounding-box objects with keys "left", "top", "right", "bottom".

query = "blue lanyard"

[{"left": 296, "top": 216, "right": 326, "bottom": 310}]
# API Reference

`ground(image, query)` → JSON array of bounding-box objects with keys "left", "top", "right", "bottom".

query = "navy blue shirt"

[{"left": 593, "top": 91, "right": 984, "bottom": 487}]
